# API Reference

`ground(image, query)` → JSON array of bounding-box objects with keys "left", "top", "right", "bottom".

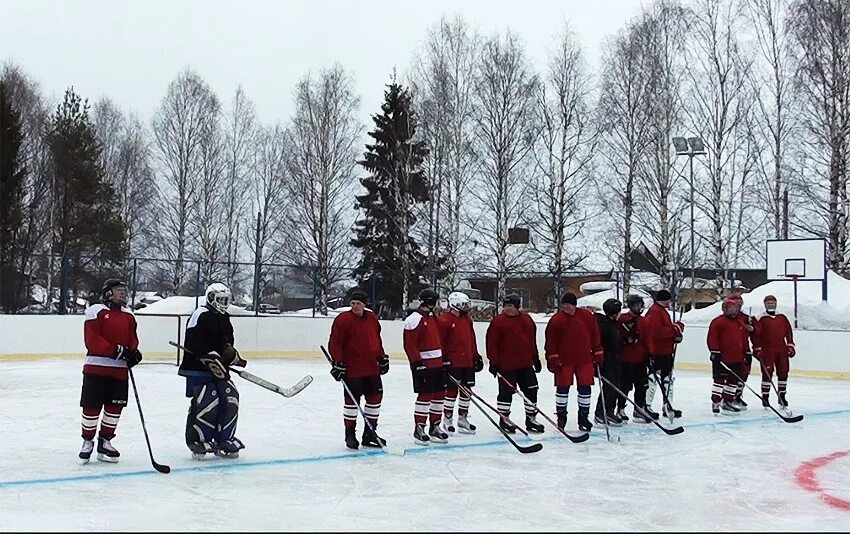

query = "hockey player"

[
  {"left": 731, "top": 293, "right": 757, "bottom": 410},
  {"left": 486, "top": 294, "right": 544, "bottom": 434},
  {"left": 617, "top": 294, "right": 649, "bottom": 423},
  {"left": 594, "top": 298, "right": 624, "bottom": 427},
  {"left": 178, "top": 282, "right": 247, "bottom": 459},
  {"left": 756, "top": 295, "right": 795, "bottom": 407},
  {"left": 707, "top": 297, "right": 747, "bottom": 414},
  {"left": 328, "top": 289, "right": 390, "bottom": 449},
  {"left": 644, "top": 289, "right": 684, "bottom": 420},
  {"left": 545, "top": 292, "right": 603, "bottom": 432},
  {"left": 403, "top": 288, "right": 449, "bottom": 445},
  {"left": 79, "top": 279, "right": 142, "bottom": 463},
  {"left": 436, "top": 291, "right": 483, "bottom": 434}
]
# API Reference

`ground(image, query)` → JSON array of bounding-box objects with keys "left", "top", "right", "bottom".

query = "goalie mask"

[
  {"left": 206, "top": 283, "right": 232, "bottom": 314},
  {"left": 448, "top": 291, "right": 471, "bottom": 313}
]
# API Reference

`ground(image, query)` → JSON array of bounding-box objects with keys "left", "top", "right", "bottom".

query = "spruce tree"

[
  {"left": 49, "top": 87, "right": 126, "bottom": 310},
  {"left": 0, "top": 81, "right": 28, "bottom": 311},
  {"left": 352, "top": 82, "right": 431, "bottom": 318}
]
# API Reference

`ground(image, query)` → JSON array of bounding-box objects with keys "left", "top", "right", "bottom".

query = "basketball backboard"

[{"left": 766, "top": 238, "right": 826, "bottom": 281}]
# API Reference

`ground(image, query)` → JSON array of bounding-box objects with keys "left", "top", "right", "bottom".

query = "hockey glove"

[
  {"left": 674, "top": 321, "right": 685, "bottom": 343},
  {"left": 546, "top": 354, "right": 560, "bottom": 373},
  {"left": 330, "top": 360, "right": 347, "bottom": 381},
  {"left": 221, "top": 344, "right": 246, "bottom": 367},
  {"left": 488, "top": 363, "right": 500, "bottom": 377},
  {"left": 787, "top": 343, "right": 796, "bottom": 358},
  {"left": 379, "top": 354, "right": 390, "bottom": 375},
  {"left": 592, "top": 349, "right": 604, "bottom": 365},
  {"left": 474, "top": 353, "right": 484, "bottom": 373},
  {"left": 199, "top": 351, "right": 230, "bottom": 381},
  {"left": 709, "top": 350, "right": 721, "bottom": 363},
  {"left": 118, "top": 347, "right": 143, "bottom": 369},
  {"left": 533, "top": 355, "right": 542, "bottom": 374},
  {"left": 442, "top": 357, "right": 452, "bottom": 372}
]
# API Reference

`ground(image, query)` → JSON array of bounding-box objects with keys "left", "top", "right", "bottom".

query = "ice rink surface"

[{"left": 1, "top": 358, "right": 849, "bottom": 531}]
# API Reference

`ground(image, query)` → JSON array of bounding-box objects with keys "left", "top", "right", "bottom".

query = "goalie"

[{"left": 178, "top": 283, "right": 247, "bottom": 459}]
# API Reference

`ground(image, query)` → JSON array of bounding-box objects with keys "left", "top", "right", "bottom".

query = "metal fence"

[{"left": 6, "top": 252, "right": 759, "bottom": 317}]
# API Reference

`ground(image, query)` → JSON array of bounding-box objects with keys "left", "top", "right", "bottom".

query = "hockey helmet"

[
  {"left": 101, "top": 278, "right": 128, "bottom": 304},
  {"left": 206, "top": 282, "right": 232, "bottom": 314},
  {"left": 448, "top": 291, "right": 471, "bottom": 312},
  {"left": 418, "top": 288, "right": 439, "bottom": 308},
  {"left": 603, "top": 298, "right": 622, "bottom": 318}
]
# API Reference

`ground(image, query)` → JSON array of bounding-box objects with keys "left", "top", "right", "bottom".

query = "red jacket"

[
  {"left": 403, "top": 310, "right": 443, "bottom": 369},
  {"left": 757, "top": 314, "right": 794, "bottom": 351},
  {"left": 707, "top": 314, "right": 746, "bottom": 363},
  {"left": 83, "top": 303, "right": 139, "bottom": 380},
  {"left": 618, "top": 311, "right": 648, "bottom": 364},
  {"left": 486, "top": 311, "right": 537, "bottom": 371},
  {"left": 544, "top": 308, "right": 602, "bottom": 366},
  {"left": 436, "top": 312, "right": 478, "bottom": 368},
  {"left": 644, "top": 303, "right": 679, "bottom": 356},
  {"left": 328, "top": 310, "right": 385, "bottom": 378}
]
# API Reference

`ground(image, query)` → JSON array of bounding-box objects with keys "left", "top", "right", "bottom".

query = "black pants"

[
  {"left": 618, "top": 361, "right": 648, "bottom": 410},
  {"left": 595, "top": 356, "right": 621, "bottom": 417},
  {"left": 497, "top": 367, "right": 539, "bottom": 416}
]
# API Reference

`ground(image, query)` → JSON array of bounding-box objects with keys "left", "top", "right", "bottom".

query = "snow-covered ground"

[
  {"left": 680, "top": 270, "right": 850, "bottom": 330},
  {"left": 1, "top": 359, "right": 848, "bottom": 531}
]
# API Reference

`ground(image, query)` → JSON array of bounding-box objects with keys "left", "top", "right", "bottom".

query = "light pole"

[{"left": 672, "top": 136, "right": 706, "bottom": 311}]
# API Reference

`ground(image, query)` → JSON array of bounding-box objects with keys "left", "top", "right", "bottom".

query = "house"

[{"left": 464, "top": 272, "right": 615, "bottom": 313}]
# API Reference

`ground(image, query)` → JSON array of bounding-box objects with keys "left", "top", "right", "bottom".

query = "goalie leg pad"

[
  {"left": 186, "top": 382, "right": 220, "bottom": 449},
  {"left": 215, "top": 380, "right": 242, "bottom": 448}
]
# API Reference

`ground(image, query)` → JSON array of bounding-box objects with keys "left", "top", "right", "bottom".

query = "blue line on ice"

[{"left": 2, "top": 408, "right": 848, "bottom": 489}]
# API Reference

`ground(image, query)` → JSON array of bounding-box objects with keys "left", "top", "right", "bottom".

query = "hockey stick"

[
  {"left": 447, "top": 375, "right": 542, "bottom": 454},
  {"left": 169, "top": 341, "right": 313, "bottom": 398},
  {"left": 765, "top": 373, "right": 794, "bottom": 416},
  {"left": 596, "top": 366, "right": 620, "bottom": 443},
  {"left": 650, "top": 371, "right": 677, "bottom": 424},
  {"left": 721, "top": 361, "right": 803, "bottom": 423},
  {"left": 320, "top": 346, "right": 404, "bottom": 456},
  {"left": 449, "top": 376, "right": 538, "bottom": 440},
  {"left": 599, "top": 374, "right": 684, "bottom": 435},
  {"left": 495, "top": 373, "right": 589, "bottom": 444},
  {"left": 128, "top": 368, "right": 171, "bottom": 474}
]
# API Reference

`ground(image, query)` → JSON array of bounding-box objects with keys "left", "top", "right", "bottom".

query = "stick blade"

[
  {"left": 519, "top": 443, "right": 543, "bottom": 454},
  {"left": 153, "top": 462, "right": 171, "bottom": 474},
  {"left": 663, "top": 425, "right": 685, "bottom": 435},
  {"left": 781, "top": 413, "right": 804, "bottom": 423},
  {"left": 281, "top": 375, "right": 313, "bottom": 397},
  {"left": 565, "top": 432, "right": 589, "bottom": 443}
]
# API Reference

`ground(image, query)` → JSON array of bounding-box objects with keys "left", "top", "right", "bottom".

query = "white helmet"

[
  {"left": 206, "top": 282, "right": 232, "bottom": 314},
  {"left": 448, "top": 291, "right": 471, "bottom": 313}
]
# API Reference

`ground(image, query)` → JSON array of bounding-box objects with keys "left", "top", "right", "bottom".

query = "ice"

[{"left": 1, "top": 359, "right": 849, "bottom": 531}]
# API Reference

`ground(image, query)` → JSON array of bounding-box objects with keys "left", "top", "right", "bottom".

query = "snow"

[
  {"left": 680, "top": 270, "right": 850, "bottom": 330},
  {"left": 135, "top": 296, "right": 255, "bottom": 316},
  {"left": 577, "top": 287, "right": 652, "bottom": 311},
  {"left": 0, "top": 359, "right": 848, "bottom": 530},
  {"left": 579, "top": 280, "right": 616, "bottom": 293}
]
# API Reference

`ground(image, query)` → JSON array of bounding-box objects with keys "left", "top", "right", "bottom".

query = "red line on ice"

[{"left": 794, "top": 450, "right": 850, "bottom": 511}]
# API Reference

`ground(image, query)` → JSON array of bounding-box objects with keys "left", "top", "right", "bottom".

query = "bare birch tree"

[
  {"left": 151, "top": 69, "right": 219, "bottom": 293},
  {"left": 532, "top": 23, "right": 597, "bottom": 301},
  {"left": 192, "top": 97, "right": 226, "bottom": 284},
  {"left": 410, "top": 15, "right": 480, "bottom": 289},
  {"left": 788, "top": 0, "right": 850, "bottom": 271},
  {"left": 470, "top": 31, "right": 540, "bottom": 303},
  {"left": 285, "top": 65, "right": 361, "bottom": 315}
]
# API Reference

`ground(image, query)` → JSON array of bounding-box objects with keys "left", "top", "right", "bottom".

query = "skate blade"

[
  {"left": 79, "top": 457, "right": 91, "bottom": 465},
  {"left": 429, "top": 437, "right": 448, "bottom": 444},
  {"left": 96, "top": 454, "right": 119, "bottom": 463},
  {"left": 413, "top": 437, "right": 430, "bottom": 446},
  {"left": 457, "top": 428, "right": 476, "bottom": 435}
]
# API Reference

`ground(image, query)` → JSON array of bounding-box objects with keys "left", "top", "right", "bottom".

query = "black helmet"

[
  {"left": 101, "top": 278, "right": 127, "bottom": 303},
  {"left": 603, "top": 298, "right": 622, "bottom": 318},
  {"left": 625, "top": 294, "right": 644, "bottom": 309},
  {"left": 503, "top": 293, "right": 521, "bottom": 308},
  {"left": 418, "top": 288, "right": 439, "bottom": 307}
]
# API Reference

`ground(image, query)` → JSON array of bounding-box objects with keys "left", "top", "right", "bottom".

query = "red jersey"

[
  {"left": 618, "top": 311, "right": 648, "bottom": 363},
  {"left": 707, "top": 314, "right": 746, "bottom": 363},
  {"left": 436, "top": 312, "right": 478, "bottom": 368},
  {"left": 83, "top": 303, "right": 139, "bottom": 380},
  {"left": 757, "top": 313, "right": 794, "bottom": 350},
  {"left": 544, "top": 308, "right": 601, "bottom": 366},
  {"left": 328, "top": 309, "right": 385, "bottom": 378},
  {"left": 486, "top": 311, "right": 538, "bottom": 371},
  {"left": 644, "top": 303, "right": 678, "bottom": 356},
  {"left": 738, "top": 311, "right": 758, "bottom": 352},
  {"left": 403, "top": 310, "right": 443, "bottom": 369}
]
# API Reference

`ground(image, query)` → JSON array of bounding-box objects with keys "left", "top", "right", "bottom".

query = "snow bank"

[
  {"left": 577, "top": 287, "right": 652, "bottom": 311},
  {"left": 135, "top": 296, "right": 254, "bottom": 316},
  {"left": 680, "top": 270, "right": 850, "bottom": 329}
]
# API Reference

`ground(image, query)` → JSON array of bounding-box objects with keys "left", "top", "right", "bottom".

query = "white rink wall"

[{"left": 1, "top": 314, "right": 849, "bottom": 378}]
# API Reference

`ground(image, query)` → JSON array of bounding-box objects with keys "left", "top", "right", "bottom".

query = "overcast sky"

[{"left": 1, "top": 0, "right": 646, "bottom": 127}]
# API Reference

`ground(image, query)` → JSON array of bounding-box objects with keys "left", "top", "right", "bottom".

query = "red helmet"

[
  {"left": 764, "top": 295, "right": 777, "bottom": 303},
  {"left": 721, "top": 297, "right": 739, "bottom": 312}
]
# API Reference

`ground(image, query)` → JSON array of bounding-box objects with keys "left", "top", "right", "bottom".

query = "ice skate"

[
  {"left": 762, "top": 395, "right": 770, "bottom": 408},
  {"left": 215, "top": 438, "right": 244, "bottom": 458},
  {"left": 429, "top": 422, "right": 448, "bottom": 443},
  {"left": 721, "top": 401, "right": 741, "bottom": 415},
  {"left": 96, "top": 437, "right": 120, "bottom": 463},
  {"left": 345, "top": 426, "right": 359, "bottom": 450},
  {"left": 413, "top": 423, "right": 430, "bottom": 446},
  {"left": 577, "top": 411, "right": 593, "bottom": 433},
  {"left": 616, "top": 407, "right": 629, "bottom": 423},
  {"left": 525, "top": 415, "right": 544, "bottom": 434},
  {"left": 712, "top": 402, "right": 721, "bottom": 415},
  {"left": 457, "top": 414, "right": 476, "bottom": 434},
  {"left": 79, "top": 439, "right": 94, "bottom": 464},
  {"left": 443, "top": 416, "right": 455, "bottom": 433},
  {"left": 778, "top": 392, "right": 789, "bottom": 408},
  {"left": 556, "top": 411, "right": 567, "bottom": 430},
  {"left": 499, "top": 416, "right": 517, "bottom": 434}
]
